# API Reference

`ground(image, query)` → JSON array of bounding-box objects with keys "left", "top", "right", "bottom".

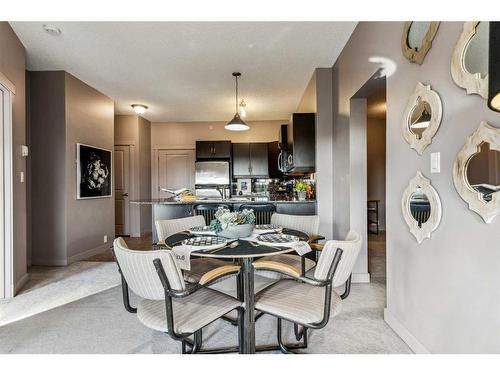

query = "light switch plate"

[
  {"left": 21, "top": 145, "right": 29, "bottom": 157},
  {"left": 430, "top": 152, "right": 440, "bottom": 173}
]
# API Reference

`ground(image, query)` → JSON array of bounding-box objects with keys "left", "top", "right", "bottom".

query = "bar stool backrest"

[{"left": 239, "top": 203, "right": 277, "bottom": 225}]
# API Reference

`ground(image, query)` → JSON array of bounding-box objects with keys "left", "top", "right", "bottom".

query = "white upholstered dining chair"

[
  {"left": 113, "top": 237, "right": 241, "bottom": 354},
  {"left": 254, "top": 213, "right": 320, "bottom": 278},
  {"left": 253, "top": 230, "right": 362, "bottom": 353},
  {"left": 155, "top": 215, "right": 229, "bottom": 283}
]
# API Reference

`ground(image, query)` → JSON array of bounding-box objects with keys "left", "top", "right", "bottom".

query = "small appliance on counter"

[{"left": 195, "top": 161, "right": 230, "bottom": 199}]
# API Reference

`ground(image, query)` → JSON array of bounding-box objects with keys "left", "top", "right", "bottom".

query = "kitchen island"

[{"left": 131, "top": 198, "right": 317, "bottom": 241}]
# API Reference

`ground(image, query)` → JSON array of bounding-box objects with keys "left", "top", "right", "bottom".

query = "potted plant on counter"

[
  {"left": 294, "top": 180, "right": 308, "bottom": 201},
  {"left": 209, "top": 207, "right": 256, "bottom": 239}
]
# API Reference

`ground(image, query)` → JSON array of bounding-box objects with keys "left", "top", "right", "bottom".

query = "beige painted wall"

[
  {"left": 367, "top": 116, "right": 386, "bottom": 230},
  {"left": 115, "top": 114, "right": 151, "bottom": 236},
  {"left": 0, "top": 22, "right": 27, "bottom": 289},
  {"left": 151, "top": 120, "right": 284, "bottom": 148},
  {"left": 138, "top": 116, "right": 152, "bottom": 234}
]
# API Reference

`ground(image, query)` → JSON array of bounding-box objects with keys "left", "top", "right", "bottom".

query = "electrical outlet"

[
  {"left": 103, "top": 235, "right": 108, "bottom": 243},
  {"left": 19, "top": 171, "right": 24, "bottom": 183}
]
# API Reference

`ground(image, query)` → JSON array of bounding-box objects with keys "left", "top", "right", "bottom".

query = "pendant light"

[
  {"left": 226, "top": 72, "right": 250, "bottom": 131},
  {"left": 488, "top": 22, "right": 500, "bottom": 112}
]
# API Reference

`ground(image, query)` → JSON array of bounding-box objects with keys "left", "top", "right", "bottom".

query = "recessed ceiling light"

[
  {"left": 131, "top": 104, "right": 148, "bottom": 114},
  {"left": 42, "top": 24, "right": 62, "bottom": 36}
]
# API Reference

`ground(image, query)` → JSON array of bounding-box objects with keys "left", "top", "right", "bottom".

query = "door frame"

[
  {"left": 0, "top": 74, "right": 15, "bottom": 300},
  {"left": 114, "top": 144, "right": 133, "bottom": 236}
]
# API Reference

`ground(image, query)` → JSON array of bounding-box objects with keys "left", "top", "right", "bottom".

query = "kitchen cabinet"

[
  {"left": 267, "top": 141, "right": 283, "bottom": 178},
  {"left": 232, "top": 142, "right": 269, "bottom": 177},
  {"left": 196, "top": 141, "right": 231, "bottom": 160},
  {"left": 287, "top": 113, "right": 316, "bottom": 173}
]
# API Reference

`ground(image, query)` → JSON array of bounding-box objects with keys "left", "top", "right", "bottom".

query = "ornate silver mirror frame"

[
  {"left": 451, "top": 22, "right": 489, "bottom": 99},
  {"left": 401, "top": 22, "right": 440, "bottom": 64},
  {"left": 402, "top": 82, "right": 443, "bottom": 155},
  {"left": 402, "top": 171, "right": 442, "bottom": 244},
  {"left": 453, "top": 121, "right": 500, "bottom": 223}
]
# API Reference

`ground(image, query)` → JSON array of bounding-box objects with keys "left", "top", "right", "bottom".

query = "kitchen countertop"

[{"left": 130, "top": 198, "right": 317, "bottom": 205}]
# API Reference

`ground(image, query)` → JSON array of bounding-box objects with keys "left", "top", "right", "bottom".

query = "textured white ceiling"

[{"left": 11, "top": 22, "right": 356, "bottom": 122}]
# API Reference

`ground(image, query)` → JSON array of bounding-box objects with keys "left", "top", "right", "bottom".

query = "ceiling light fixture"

[
  {"left": 42, "top": 24, "right": 61, "bottom": 36},
  {"left": 225, "top": 72, "right": 250, "bottom": 131},
  {"left": 131, "top": 104, "right": 148, "bottom": 114},
  {"left": 488, "top": 22, "right": 500, "bottom": 112},
  {"left": 239, "top": 99, "right": 247, "bottom": 118}
]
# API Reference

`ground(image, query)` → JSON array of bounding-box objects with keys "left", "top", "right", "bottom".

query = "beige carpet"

[{"left": 0, "top": 276, "right": 411, "bottom": 354}]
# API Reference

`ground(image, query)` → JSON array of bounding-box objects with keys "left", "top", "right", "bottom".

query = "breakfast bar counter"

[{"left": 131, "top": 198, "right": 317, "bottom": 241}]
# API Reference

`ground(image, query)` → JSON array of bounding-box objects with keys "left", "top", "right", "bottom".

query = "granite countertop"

[{"left": 130, "top": 198, "right": 317, "bottom": 205}]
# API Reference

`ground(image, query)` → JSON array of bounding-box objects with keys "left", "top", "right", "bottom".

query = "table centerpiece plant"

[{"left": 209, "top": 207, "right": 256, "bottom": 239}]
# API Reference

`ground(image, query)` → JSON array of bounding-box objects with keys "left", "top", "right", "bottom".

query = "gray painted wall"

[
  {"left": 331, "top": 21, "right": 500, "bottom": 352},
  {"left": 30, "top": 71, "right": 114, "bottom": 265},
  {"left": 65, "top": 73, "right": 115, "bottom": 261},
  {"left": 297, "top": 69, "right": 334, "bottom": 241},
  {"left": 0, "top": 22, "right": 27, "bottom": 288},
  {"left": 29, "top": 72, "right": 67, "bottom": 265}
]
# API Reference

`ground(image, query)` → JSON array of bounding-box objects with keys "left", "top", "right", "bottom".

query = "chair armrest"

[
  {"left": 310, "top": 242, "right": 324, "bottom": 251},
  {"left": 308, "top": 234, "right": 325, "bottom": 243},
  {"left": 253, "top": 260, "right": 329, "bottom": 287},
  {"left": 199, "top": 265, "right": 241, "bottom": 286},
  {"left": 168, "top": 282, "right": 203, "bottom": 298},
  {"left": 253, "top": 260, "right": 301, "bottom": 278}
]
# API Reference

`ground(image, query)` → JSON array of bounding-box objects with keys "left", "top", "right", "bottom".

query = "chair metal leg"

[
  {"left": 182, "top": 330, "right": 203, "bottom": 354},
  {"left": 277, "top": 318, "right": 308, "bottom": 354},
  {"left": 121, "top": 276, "right": 137, "bottom": 313}
]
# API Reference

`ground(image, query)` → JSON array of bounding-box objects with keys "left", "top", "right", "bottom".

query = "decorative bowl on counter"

[{"left": 209, "top": 207, "right": 256, "bottom": 239}]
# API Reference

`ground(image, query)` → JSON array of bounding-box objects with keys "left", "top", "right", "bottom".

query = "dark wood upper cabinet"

[
  {"left": 232, "top": 143, "right": 251, "bottom": 176},
  {"left": 196, "top": 140, "right": 231, "bottom": 160},
  {"left": 267, "top": 141, "right": 283, "bottom": 178},
  {"left": 249, "top": 143, "right": 269, "bottom": 177},
  {"left": 287, "top": 113, "right": 316, "bottom": 173},
  {"left": 232, "top": 142, "right": 268, "bottom": 178}
]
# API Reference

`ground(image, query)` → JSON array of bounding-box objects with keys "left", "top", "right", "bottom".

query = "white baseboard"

[
  {"left": 352, "top": 272, "right": 370, "bottom": 283},
  {"left": 68, "top": 243, "right": 111, "bottom": 264},
  {"left": 384, "top": 308, "right": 429, "bottom": 354},
  {"left": 15, "top": 273, "right": 30, "bottom": 294}
]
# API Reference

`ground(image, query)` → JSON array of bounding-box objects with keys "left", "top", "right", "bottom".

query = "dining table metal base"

[{"left": 239, "top": 257, "right": 256, "bottom": 354}]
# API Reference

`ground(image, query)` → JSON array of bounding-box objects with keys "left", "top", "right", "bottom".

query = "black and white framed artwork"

[{"left": 77, "top": 143, "right": 112, "bottom": 199}]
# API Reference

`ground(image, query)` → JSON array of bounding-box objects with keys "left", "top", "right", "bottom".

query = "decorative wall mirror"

[
  {"left": 402, "top": 82, "right": 443, "bottom": 155},
  {"left": 401, "top": 22, "right": 440, "bottom": 64},
  {"left": 451, "top": 22, "right": 489, "bottom": 99},
  {"left": 402, "top": 171, "right": 442, "bottom": 243},
  {"left": 453, "top": 121, "right": 500, "bottom": 223}
]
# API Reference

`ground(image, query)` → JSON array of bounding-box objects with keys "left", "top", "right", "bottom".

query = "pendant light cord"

[{"left": 235, "top": 75, "right": 239, "bottom": 114}]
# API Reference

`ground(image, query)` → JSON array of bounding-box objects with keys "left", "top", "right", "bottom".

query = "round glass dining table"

[{"left": 165, "top": 228, "right": 311, "bottom": 354}]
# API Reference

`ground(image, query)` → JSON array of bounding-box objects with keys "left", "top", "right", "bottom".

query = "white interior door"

[
  {"left": 114, "top": 145, "right": 131, "bottom": 236},
  {"left": 0, "top": 81, "right": 13, "bottom": 299},
  {"left": 157, "top": 149, "right": 195, "bottom": 198}
]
